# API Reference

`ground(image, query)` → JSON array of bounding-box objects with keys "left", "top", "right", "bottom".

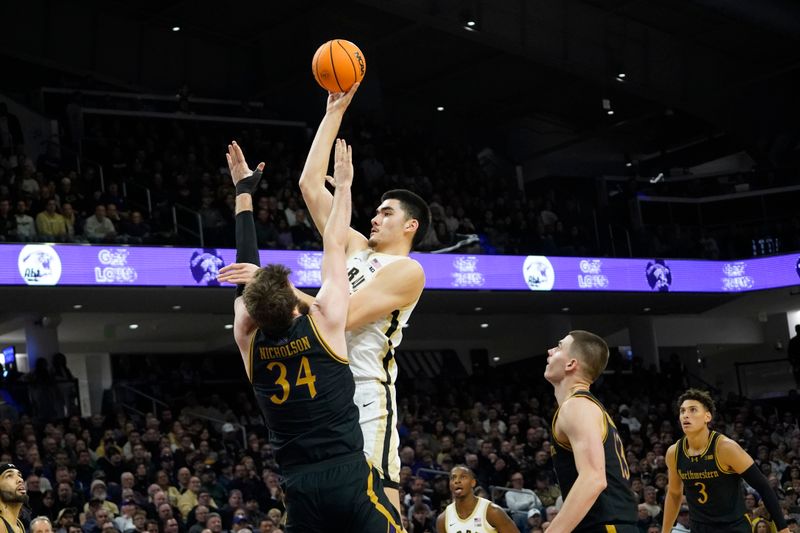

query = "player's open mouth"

[{"left": 453, "top": 487, "right": 463, "bottom": 495}]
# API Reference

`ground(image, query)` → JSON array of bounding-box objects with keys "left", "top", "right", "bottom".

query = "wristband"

[{"left": 235, "top": 170, "right": 263, "bottom": 196}]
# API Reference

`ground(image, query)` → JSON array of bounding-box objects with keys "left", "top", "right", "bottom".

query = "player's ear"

[{"left": 404, "top": 218, "right": 419, "bottom": 232}]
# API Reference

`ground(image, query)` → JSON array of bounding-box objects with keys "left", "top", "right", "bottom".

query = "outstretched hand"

[
  {"left": 226, "top": 141, "right": 264, "bottom": 185},
  {"left": 217, "top": 262, "right": 260, "bottom": 285},
  {"left": 325, "top": 82, "right": 360, "bottom": 115},
  {"left": 331, "top": 139, "right": 353, "bottom": 189}
]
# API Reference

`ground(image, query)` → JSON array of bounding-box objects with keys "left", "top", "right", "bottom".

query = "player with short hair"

[
  {"left": 661, "top": 388, "right": 789, "bottom": 533},
  {"left": 228, "top": 139, "right": 401, "bottom": 532},
  {"left": 0, "top": 464, "right": 27, "bottom": 533},
  {"left": 544, "top": 331, "right": 638, "bottom": 533},
  {"left": 219, "top": 84, "right": 431, "bottom": 513},
  {"left": 436, "top": 466, "right": 519, "bottom": 533}
]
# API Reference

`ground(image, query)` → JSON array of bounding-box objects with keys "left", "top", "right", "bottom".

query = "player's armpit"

[
  {"left": 346, "top": 259, "right": 424, "bottom": 331},
  {"left": 486, "top": 502, "right": 521, "bottom": 533},
  {"left": 233, "top": 297, "right": 257, "bottom": 378}
]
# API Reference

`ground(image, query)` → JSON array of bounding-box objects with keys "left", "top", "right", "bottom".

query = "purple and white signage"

[{"left": 2, "top": 243, "right": 800, "bottom": 293}]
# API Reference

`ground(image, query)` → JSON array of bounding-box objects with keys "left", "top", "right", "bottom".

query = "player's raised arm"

[
  {"left": 308, "top": 139, "right": 353, "bottom": 358},
  {"left": 298, "top": 84, "right": 363, "bottom": 243},
  {"left": 546, "top": 398, "right": 608, "bottom": 533},
  {"left": 226, "top": 142, "right": 264, "bottom": 374},
  {"left": 661, "top": 443, "right": 685, "bottom": 532}
]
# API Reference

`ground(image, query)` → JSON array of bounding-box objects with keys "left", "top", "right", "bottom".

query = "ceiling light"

[
  {"left": 607, "top": 110, "right": 615, "bottom": 115},
  {"left": 172, "top": 26, "right": 181, "bottom": 32},
  {"left": 73, "top": 304, "right": 83, "bottom": 310},
  {"left": 466, "top": 20, "right": 476, "bottom": 27},
  {"left": 129, "top": 324, "right": 139, "bottom": 330},
  {"left": 561, "top": 307, "right": 570, "bottom": 312},
  {"left": 436, "top": 106, "right": 445, "bottom": 112},
  {"left": 224, "top": 324, "right": 233, "bottom": 330},
  {"left": 625, "top": 162, "right": 632, "bottom": 167},
  {"left": 172, "top": 305, "right": 182, "bottom": 310},
  {"left": 643, "top": 307, "right": 651, "bottom": 312},
  {"left": 480, "top": 323, "right": 489, "bottom": 329},
  {"left": 617, "top": 72, "right": 626, "bottom": 79},
  {"left": 492, "top": 356, "right": 500, "bottom": 362},
  {"left": 474, "top": 307, "right": 483, "bottom": 312}
]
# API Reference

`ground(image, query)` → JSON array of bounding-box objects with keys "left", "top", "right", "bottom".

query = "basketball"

[{"left": 312, "top": 39, "right": 366, "bottom": 93}]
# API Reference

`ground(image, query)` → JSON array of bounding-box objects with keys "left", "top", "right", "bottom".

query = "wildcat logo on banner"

[
  {"left": 190, "top": 249, "right": 225, "bottom": 286},
  {"left": 645, "top": 259, "right": 672, "bottom": 292},
  {"left": 522, "top": 256, "right": 555, "bottom": 291},
  {"left": 18, "top": 244, "right": 62, "bottom": 286}
]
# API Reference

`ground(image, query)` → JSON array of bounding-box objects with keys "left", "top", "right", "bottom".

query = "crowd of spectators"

[
  {"left": 4, "top": 350, "right": 800, "bottom": 533},
  {"left": 2, "top": 92, "right": 800, "bottom": 259}
]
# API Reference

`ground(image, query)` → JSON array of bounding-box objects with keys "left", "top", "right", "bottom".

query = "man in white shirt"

[
  {"left": 14, "top": 200, "right": 36, "bottom": 241},
  {"left": 505, "top": 472, "right": 542, "bottom": 531},
  {"left": 671, "top": 505, "right": 691, "bottom": 532},
  {"left": 84, "top": 204, "right": 117, "bottom": 243}
]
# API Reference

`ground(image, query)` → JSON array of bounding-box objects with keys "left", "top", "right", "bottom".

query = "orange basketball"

[{"left": 312, "top": 39, "right": 366, "bottom": 93}]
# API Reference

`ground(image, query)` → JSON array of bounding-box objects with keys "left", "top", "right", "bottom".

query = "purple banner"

[{"left": 2, "top": 243, "right": 799, "bottom": 293}]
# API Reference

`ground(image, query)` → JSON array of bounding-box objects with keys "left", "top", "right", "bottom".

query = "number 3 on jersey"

[
  {"left": 266, "top": 356, "right": 318, "bottom": 404},
  {"left": 693, "top": 482, "right": 708, "bottom": 504}
]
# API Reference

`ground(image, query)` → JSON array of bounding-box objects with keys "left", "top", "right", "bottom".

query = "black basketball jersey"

[
  {"left": 675, "top": 431, "right": 747, "bottom": 526},
  {"left": 551, "top": 390, "right": 637, "bottom": 531},
  {"left": 249, "top": 314, "right": 363, "bottom": 470}
]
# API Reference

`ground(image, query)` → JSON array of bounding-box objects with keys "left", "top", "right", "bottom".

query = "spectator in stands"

[
  {"left": 14, "top": 199, "right": 36, "bottom": 241},
  {"left": 289, "top": 209, "right": 318, "bottom": 248},
  {"left": 105, "top": 204, "right": 123, "bottom": 234},
  {"left": 504, "top": 472, "right": 542, "bottom": 531},
  {"left": 275, "top": 219, "right": 293, "bottom": 249},
  {"left": 0, "top": 198, "right": 17, "bottom": 241},
  {"left": 36, "top": 199, "right": 68, "bottom": 241},
  {"left": 84, "top": 205, "right": 117, "bottom": 243},
  {"left": 60, "top": 202, "right": 80, "bottom": 241},
  {"left": 253, "top": 209, "right": 278, "bottom": 249},
  {"left": 113, "top": 499, "right": 137, "bottom": 532},
  {"left": 408, "top": 503, "right": 434, "bottom": 533}
]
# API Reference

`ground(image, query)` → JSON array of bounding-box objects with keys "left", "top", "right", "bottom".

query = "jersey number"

[
  {"left": 266, "top": 356, "right": 318, "bottom": 404},
  {"left": 613, "top": 431, "right": 631, "bottom": 480},
  {"left": 693, "top": 482, "right": 708, "bottom": 504}
]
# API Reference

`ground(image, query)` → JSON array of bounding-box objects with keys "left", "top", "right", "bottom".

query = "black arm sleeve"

[
  {"left": 234, "top": 211, "right": 260, "bottom": 297},
  {"left": 742, "top": 463, "right": 787, "bottom": 530}
]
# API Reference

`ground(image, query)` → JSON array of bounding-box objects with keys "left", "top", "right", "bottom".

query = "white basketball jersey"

[
  {"left": 444, "top": 497, "right": 497, "bottom": 533},
  {"left": 345, "top": 248, "right": 418, "bottom": 383}
]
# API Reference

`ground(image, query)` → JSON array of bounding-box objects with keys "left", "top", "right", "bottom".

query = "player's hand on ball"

[
  {"left": 217, "top": 262, "right": 260, "bottom": 285},
  {"left": 226, "top": 141, "right": 264, "bottom": 185},
  {"left": 325, "top": 82, "right": 360, "bottom": 115}
]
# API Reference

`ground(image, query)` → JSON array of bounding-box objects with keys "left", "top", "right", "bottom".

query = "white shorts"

[{"left": 353, "top": 379, "right": 401, "bottom": 487}]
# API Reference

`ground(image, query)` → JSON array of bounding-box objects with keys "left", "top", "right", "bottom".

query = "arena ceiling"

[
  {"left": 3, "top": 0, "right": 800, "bottom": 174},
  {"left": 97, "top": 0, "right": 800, "bottom": 172}
]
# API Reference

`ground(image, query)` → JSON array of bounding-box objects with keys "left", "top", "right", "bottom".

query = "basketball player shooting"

[{"left": 219, "top": 83, "right": 431, "bottom": 514}]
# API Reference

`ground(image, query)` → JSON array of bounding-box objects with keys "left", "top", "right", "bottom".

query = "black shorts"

[
  {"left": 283, "top": 452, "right": 402, "bottom": 533},
  {"left": 575, "top": 524, "right": 639, "bottom": 533},
  {"left": 690, "top": 517, "right": 752, "bottom": 533}
]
